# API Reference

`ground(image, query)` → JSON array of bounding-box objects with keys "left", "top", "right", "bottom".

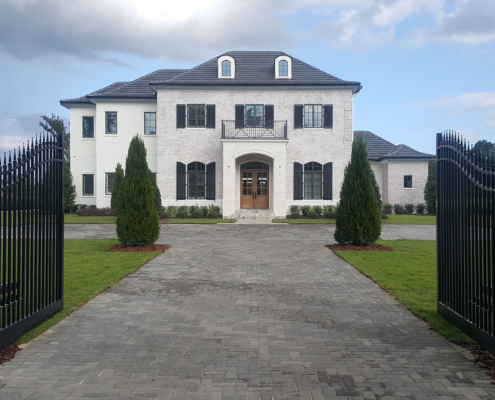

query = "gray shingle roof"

[
  {"left": 153, "top": 51, "right": 361, "bottom": 89},
  {"left": 354, "top": 131, "right": 434, "bottom": 161}
]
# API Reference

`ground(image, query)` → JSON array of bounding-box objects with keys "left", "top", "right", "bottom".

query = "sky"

[{"left": 1, "top": 0, "right": 494, "bottom": 155}]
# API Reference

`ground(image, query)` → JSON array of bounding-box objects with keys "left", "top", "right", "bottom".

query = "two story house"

[{"left": 60, "top": 51, "right": 431, "bottom": 218}]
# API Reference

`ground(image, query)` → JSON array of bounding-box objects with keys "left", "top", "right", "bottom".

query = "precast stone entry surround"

[{"left": 0, "top": 224, "right": 492, "bottom": 399}]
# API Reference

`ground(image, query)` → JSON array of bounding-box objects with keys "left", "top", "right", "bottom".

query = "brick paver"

[{"left": 0, "top": 225, "right": 490, "bottom": 399}]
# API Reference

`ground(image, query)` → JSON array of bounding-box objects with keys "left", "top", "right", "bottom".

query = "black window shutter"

[
  {"left": 294, "top": 162, "right": 303, "bottom": 200},
  {"left": 176, "top": 162, "right": 186, "bottom": 200},
  {"left": 206, "top": 105, "right": 215, "bottom": 129},
  {"left": 265, "top": 105, "right": 274, "bottom": 129},
  {"left": 323, "top": 162, "right": 333, "bottom": 200},
  {"left": 323, "top": 105, "right": 333, "bottom": 129},
  {"left": 294, "top": 105, "right": 303, "bottom": 129},
  {"left": 235, "top": 105, "right": 245, "bottom": 129},
  {"left": 206, "top": 162, "right": 216, "bottom": 200},
  {"left": 177, "top": 105, "right": 186, "bottom": 129}
]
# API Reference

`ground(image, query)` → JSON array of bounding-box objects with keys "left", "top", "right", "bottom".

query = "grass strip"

[
  {"left": 163, "top": 218, "right": 236, "bottom": 224},
  {"left": 272, "top": 219, "right": 335, "bottom": 224},
  {"left": 16, "top": 239, "right": 161, "bottom": 344},
  {"left": 383, "top": 215, "right": 436, "bottom": 225},
  {"left": 334, "top": 239, "right": 472, "bottom": 344}
]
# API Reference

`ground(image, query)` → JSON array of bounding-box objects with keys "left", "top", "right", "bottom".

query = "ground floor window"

[
  {"left": 83, "top": 174, "right": 94, "bottom": 196},
  {"left": 404, "top": 175, "right": 412, "bottom": 188},
  {"left": 105, "top": 173, "right": 115, "bottom": 195},
  {"left": 187, "top": 162, "right": 206, "bottom": 199},
  {"left": 304, "top": 162, "right": 322, "bottom": 199}
]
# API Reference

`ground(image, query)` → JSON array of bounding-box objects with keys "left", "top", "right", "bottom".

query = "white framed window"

[
  {"left": 275, "top": 55, "right": 292, "bottom": 79},
  {"left": 144, "top": 112, "right": 156, "bottom": 135},
  {"left": 218, "top": 55, "right": 235, "bottom": 79},
  {"left": 105, "top": 112, "right": 117, "bottom": 134},
  {"left": 304, "top": 105, "right": 322, "bottom": 128},
  {"left": 82, "top": 174, "right": 94, "bottom": 196},
  {"left": 222, "top": 60, "right": 231, "bottom": 77},
  {"left": 82, "top": 116, "right": 94, "bottom": 138},
  {"left": 404, "top": 175, "right": 413, "bottom": 188},
  {"left": 105, "top": 173, "right": 115, "bottom": 195}
]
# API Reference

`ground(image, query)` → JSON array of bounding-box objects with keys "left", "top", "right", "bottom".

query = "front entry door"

[{"left": 240, "top": 165, "right": 269, "bottom": 209}]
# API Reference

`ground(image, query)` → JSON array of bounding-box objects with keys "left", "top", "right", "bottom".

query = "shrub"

[
  {"left": 209, "top": 205, "right": 221, "bottom": 214},
  {"left": 191, "top": 210, "right": 203, "bottom": 218},
  {"left": 208, "top": 210, "right": 218, "bottom": 219},
  {"left": 289, "top": 205, "right": 301, "bottom": 214},
  {"left": 382, "top": 214, "right": 388, "bottom": 220},
  {"left": 161, "top": 211, "right": 171, "bottom": 219},
  {"left": 79, "top": 204, "right": 87, "bottom": 210},
  {"left": 200, "top": 205, "right": 209, "bottom": 216},
  {"left": 167, "top": 205, "right": 178, "bottom": 218},
  {"left": 307, "top": 210, "right": 319, "bottom": 219},
  {"left": 64, "top": 163, "right": 76, "bottom": 213},
  {"left": 189, "top": 204, "right": 199, "bottom": 214},
  {"left": 111, "top": 163, "right": 124, "bottom": 210},
  {"left": 424, "top": 160, "right": 436, "bottom": 214},
  {"left": 178, "top": 205, "right": 189, "bottom": 216},
  {"left": 323, "top": 205, "right": 335, "bottom": 213},
  {"left": 290, "top": 212, "right": 300, "bottom": 219},
  {"left": 382, "top": 204, "right": 393, "bottom": 214},
  {"left": 324, "top": 211, "right": 336, "bottom": 219},
  {"left": 393, "top": 204, "right": 407, "bottom": 214},
  {"left": 416, "top": 203, "right": 426, "bottom": 215},
  {"left": 176, "top": 211, "right": 188, "bottom": 218},
  {"left": 312, "top": 205, "right": 323, "bottom": 216},
  {"left": 149, "top": 169, "right": 162, "bottom": 212},
  {"left": 334, "top": 135, "right": 381, "bottom": 245},
  {"left": 76, "top": 207, "right": 117, "bottom": 217},
  {"left": 116, "top": 136, "right": 159, "bottom": 246},
  {"left": 301, "top": 205, "right": 311, "bottom": 216},
  {"left": 405, "top": 204, "right": 415, "bottom": 214}
]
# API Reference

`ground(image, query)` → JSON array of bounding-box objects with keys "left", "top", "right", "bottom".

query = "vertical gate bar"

[
  {"left": 51, "top": 139, "right": 56, "bottom": 305},
  {"left": 436, "top": 133, "right": 442, "bottom": 308},
  {"left": 29, "top": 140, "right": 34, "bottom": 316},
  {"left": 58, "top": 133, "right": 64, "bottom": 304},
  {"left": 484, "top": 159, "right": 489, "bottom": 332},
  {"left": 21, "top": 145, "right": 26, "bottom": 321},
  {"left": 492, "top": 153, "right": 495, "bottom": 335},
  {"left": 7, "top": 152, "right": 12, "bottom": 326},
  {"left": 15, "top": 149, "right": 20, "bottom": 322},
  {"left": 35, "top": 137, "right": 40, "bottom": 313},
  {"left": 47, "top": 139, "right": 51, "bottom": 306},
  {"left": 1, "top": 155, "right": 6, "bottom": 329},
  {"left": 488, "top": 156, "right": 493, "bottom": 335},
  {"left": 12, "top": 151, "right": 17, "bottom": 324},
  {"left": 42, "top": 136, "right": 47, "bottom": 309}
]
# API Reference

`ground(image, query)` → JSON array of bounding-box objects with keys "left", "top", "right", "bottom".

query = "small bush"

[
  {"left": 161, "top": 211, "right": 171, "bottom": 219},
  {"left": 393, "top": 204, "right": 407, "bottom": 214},
  {"left": 312, "top": 205, "right": 323, "bottom": 216},
  {"left": 291, "top": 212, "right": 300, "bottom": 219},
  {"left": 416, "top": 203, "right": 425, "bottom": 215},
  {"left": 213, "top": 206, "right": 221, "bottom": 214},
  {"left": 301, "top": 205, "right": 311, "bottom": 216},
  {"left": 324, "top": 211, "right": 336, "bottom": 219},
  {"left": 289, "top": 205, "right": 301, "bottom": 214},
  {"left": 323, "top": 205, "right": 335, "bottom": 213},
  {"left": 178, "top": 205, "right": 189, "bottom": 217},
  {"left": 89, "top": 205, "right": 97, "bottom": 209},
  {"left": 76, "top": 207, "right": 117, "bottom": 217},
  {"left": 167, "top": 205, "right": 178, "bottom": 217},
  {"left": 382, "top": 204, "right": 393, "bottom": 214},
  {"left": 307, "top": 210, "right": 319, "bottom": 219},
  {"left": 79, "top": 204, "right": 87, "bottom": 210},
  {"left": 208, "top": 210, "right": 218, "bottom": 219},
  {"left": 189, "top": 204, "right": 199, "bottom": 214},
  {"left": 382, "top": 214, "right": 388, "bottom": 220},
  {"left": 405, "top": 204, "right": 415, "bottom": 214},
  {"left": 191, "top": 210, "right": 203, "bottom": 218},
  {"left": 200, "top": 205, "right": 209, "bottom": 216},
  {"left": 176, "top": 210, "right": 188, "bottom": 218}
]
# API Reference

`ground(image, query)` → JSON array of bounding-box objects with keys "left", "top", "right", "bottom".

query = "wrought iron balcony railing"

[{"left": 221, "top": 120, "right": 287, "bottom": 139}]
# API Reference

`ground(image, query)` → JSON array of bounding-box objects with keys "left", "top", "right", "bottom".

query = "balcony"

[{"left": 222, "top": 120, "right": 287, "bottom": 139}]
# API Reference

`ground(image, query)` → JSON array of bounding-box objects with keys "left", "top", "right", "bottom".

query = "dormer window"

[
  {"left": 279, "top": 60, "right": 288, "bottom": 77},
  {"left": 218, "top": 55, "right": 235, "bottom": 79},
  {"left": 222, "top": 60, "right": 231, "bottom": 77},
  {"left": 275, "top": 55, "right": 292, "bottom": 79}
]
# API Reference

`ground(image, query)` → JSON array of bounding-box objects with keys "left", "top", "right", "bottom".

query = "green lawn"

[
  {"left": 16, "top": 239, "right": 161, "bottom": 344},
  {"left": 64, "top": 214, "right": 117, "bottom": 224},
  {"left": 272, "top": 219, "right": 335, "bottom": 224},
  {"left": 334, "top": 240, "right": 472, "bottom": 344},
  {"left": 163, "top": 218, "right": 236, "bottom": 224},
  {"left": 383, "top": 214, "right": 436, "bottom": 225}
]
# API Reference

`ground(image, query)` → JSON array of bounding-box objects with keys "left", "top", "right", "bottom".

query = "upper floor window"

[
  {"left": 144, "top": 112, "right": 156, "bottom": 135},
  {"left": 246, "top": 105, "right": 264, "bottom": 128},
  {"left": 222, "top": 60, "right": 231, "bottom": 77},
  {"left": 279, "top": 60, "right": 288, "bottom": 77},
  {"left": 105, "top": 112, "right": 117, "bottom": 134},
  {"left": 404, "top": 175, "right": 413, "bottom": 188},
  {"left": 294, "top": 105, "right": 333, "bottom": 129},
  {"left": 177, "top": 104, "right": 215, "bottom": 129},
  {"left": 304, "top": 105, "right": 322, "bottom": 128},
  {"left": 187, "top": 105, "right": 206, "bottom": 128},
  {"left": 82, "top": 116, "right": 94, "bottom": 138}
]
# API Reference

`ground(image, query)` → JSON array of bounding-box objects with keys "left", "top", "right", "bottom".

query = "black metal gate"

[
  {"left": 437, "top": 131, "right": 495, "bottom": 353},
  {"left": 0, "top": 133, "right": 64, "bottom": 347}
]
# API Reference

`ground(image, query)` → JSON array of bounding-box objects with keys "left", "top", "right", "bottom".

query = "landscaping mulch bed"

[
  {"left": 0, "top": 344, "right": 21, "bottom": 365},
  {"left": 106, "top": 244, "right": 171, "bottom": 253},
  {"left": 326, "top": 244, "right": 393, "bottom": 252},
  {"left": 463, "top": 344, "right": 495, "bottom": 382}
]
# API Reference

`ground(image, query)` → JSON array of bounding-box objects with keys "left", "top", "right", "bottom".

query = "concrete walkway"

[
  {"left": 63, "top": 223, "right": 436, "bottom": 241},
  {"left": 1, "top": 224, "right": 490, "bottom": 400}
]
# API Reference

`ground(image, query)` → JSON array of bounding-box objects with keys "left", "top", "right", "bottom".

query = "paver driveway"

[{"left": 0, "top": 225, "right": 492, "bottom": 399}]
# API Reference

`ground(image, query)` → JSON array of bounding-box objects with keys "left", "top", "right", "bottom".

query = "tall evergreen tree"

[
  {"left": 334, "top": 136, "right": 382, "bottom": 245},
  {"left": 116, "top": 136, "right": 159, "bottom": 245},
  {"left": 111, "top": 163, "right": 124, "bottom": 210},
  {"left": 371, "top": 170, "right": 382, "bottom": 211},
  {"left": 39, "top": 114, "right": 70, "bottom": 163},
  {"left": 424, "top": 160, "right": 436, "bottom": 214},
  {"left": 149, "top": 169, "right": 162, "bottom": 212},
  {"left": 64, "top": 163, "right": 76, "bottom": 212}
]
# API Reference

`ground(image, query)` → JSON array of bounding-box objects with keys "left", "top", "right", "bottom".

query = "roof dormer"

[
  {"left": 275, "top": 55, "right": 292, "bottom": 79},
  {"left": 218, "top": 55, "right": 235, "bottom": 79}
]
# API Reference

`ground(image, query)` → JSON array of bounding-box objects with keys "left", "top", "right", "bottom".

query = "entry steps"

[{"left": 232, "top": 209, "right": 278, "bottom": 220}]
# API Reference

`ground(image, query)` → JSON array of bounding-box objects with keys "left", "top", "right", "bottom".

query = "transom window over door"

[
  {"left": 246, "top": 105, "right": 264, "bottom": 127},
  {"left": 187, "top": 105, "right": 206, "bottom": 128},
  {"left": 304, "top": 105, "right": 322, "bottom": 128},
  {"left": 304, "top": 162, "right": 322, "bottom": 200},
  {"left": 188, "top": 162, "right": 205, "bottom": 199},
  {"left": 222, "top": 60, "right": 231, "bottom": 77}
]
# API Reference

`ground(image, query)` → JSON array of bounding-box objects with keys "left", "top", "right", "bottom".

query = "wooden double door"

[{"left": 240, "top": 165, "right": 269, "bottom": 209}]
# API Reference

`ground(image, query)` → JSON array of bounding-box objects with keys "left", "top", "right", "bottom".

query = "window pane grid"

[
  {"left": 144, "top": 112, "right": 156, "bottom": 135},
  {"left": 279, "top": 60, "right": 288, "bottom": 76},
  {"left": 83, "top": 174, "right": 94, "bottom": 196},
  {"left": 105, "top": 173, "right": 115, "bottom": 195},
  {"left": 222, "top": 60, "right": 231, "bottom": 77},
  {"left": 246, "top": 105, "right": 264, "bottom": 128},
  {"left": 105, "top": 112, "right": 117, "bottom": 134},
  {"left": 404, "top": 175, "right": 413, "bottom": 188},
  {"left": 82, "top": 116, "right": 94, "bottom": 138},
  {"left": 187, "top": 162, "right": 206, "bottom": 199},
  {"left": 304, "top": 105, "right": 322, "bottom": 128},
  {"left": 187, "top": 105, "right": 206, "bottom": 128},
  {"left": 304, "top": 162, "right": 322, "bottom": 199}
]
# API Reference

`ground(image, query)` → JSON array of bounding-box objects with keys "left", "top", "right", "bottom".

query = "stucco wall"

[
  {"left": 384, "top": 160, "right": 429, "bottom": 205},
  {"left": 370, "top": 162, "right": 383, "bottom": 197}
]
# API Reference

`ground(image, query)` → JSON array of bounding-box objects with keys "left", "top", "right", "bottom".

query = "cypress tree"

[
  {"left": 371, "top": 170, "right": 382, "bottom": 211},
  {"left": 111, "top": 163, "right": 124, "bottom": 210},
  {"left": 334, "top": 135, "right": 381, "bottom": 245},
  {"left": 64, "top": 163, "right": 76, "bottom": 212},
  {"left": 116, "top": 136, "right": 159, "bottom": 245},
  {"left": 424, "top": 160, "right": 436, "bottom": 214},
  {"left": 149, "top": 169, "right": 162, "bottom": 212}
]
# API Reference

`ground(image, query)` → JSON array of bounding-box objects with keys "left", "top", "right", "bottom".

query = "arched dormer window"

[
  {"left": 218, "top": 55, "right": 235, "bottom": 79},
  {"left": 275, "top": 55, "right": 292, "bottom": 79},
  {"left": 222, "top": 60, "right": 231, "bottom": 77}
]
